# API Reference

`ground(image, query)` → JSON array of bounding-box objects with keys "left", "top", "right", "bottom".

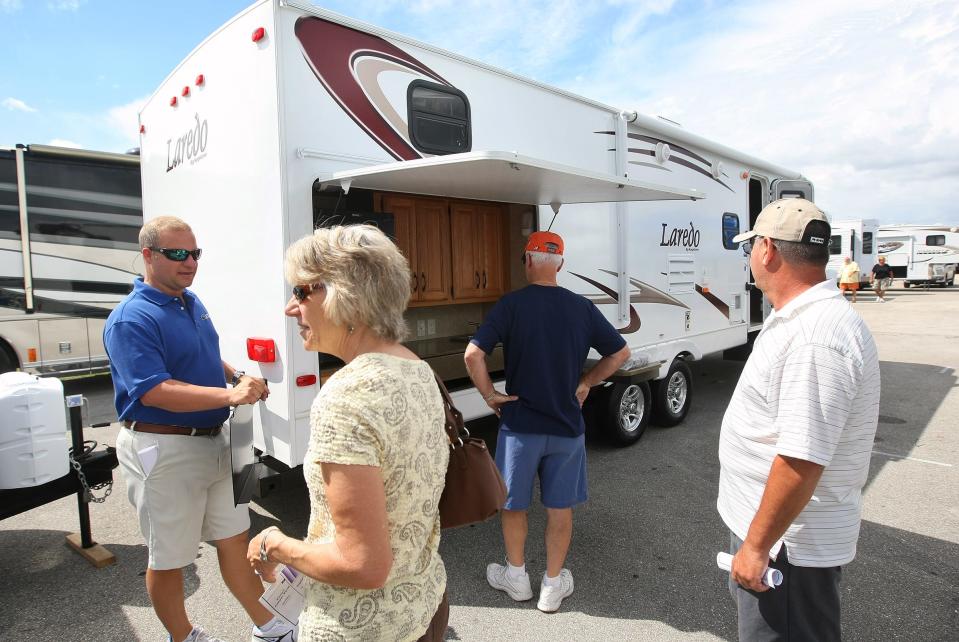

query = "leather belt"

[{"left": 123, "top": 420, "right": 222, "bottom": 437}]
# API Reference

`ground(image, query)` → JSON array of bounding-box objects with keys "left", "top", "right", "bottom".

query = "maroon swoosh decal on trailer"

[
  {"left": 569, "top": 272, "right": 641, "bottom": 334},
  {"left": 294, "top": 17, "right": 449, "bottom": 161},
  {"left": 695, "top": 285, "right": 730, "bottom": 318}
]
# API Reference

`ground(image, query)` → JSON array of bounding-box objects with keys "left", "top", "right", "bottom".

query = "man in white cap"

[{"left": 717, "top": 199, "right": 880, "bottom": 640}]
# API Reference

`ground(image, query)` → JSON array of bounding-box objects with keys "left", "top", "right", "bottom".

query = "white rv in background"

[
  {"left": 878, "top": 225, "right": 958, "bottom": 287},
  {"left": 0, "top": 145, "right": 142, "bottom": 376},
  {"left": 826, "top": 218, "right": 878, "bottom": 285},
  {"left": 137, "top": 0, "right": 815, "bottom": 465}
]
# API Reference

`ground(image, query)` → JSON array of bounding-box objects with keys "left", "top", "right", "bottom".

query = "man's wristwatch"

[
  {"left": 231, "top": 370, "right": 245, "bottom": 386},
  {"left": 259, "top": 527, "right": 280, "bottom": 562}
]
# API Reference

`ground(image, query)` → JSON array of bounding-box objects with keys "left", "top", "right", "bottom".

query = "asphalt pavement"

[{"left": 1, "top": 284, "right": 957, "bottom": 641}]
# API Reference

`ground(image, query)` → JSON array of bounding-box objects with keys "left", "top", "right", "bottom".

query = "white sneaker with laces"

[
  {"left": 171, "top": 627, "right": 227, "bottom": 642},
  {"left": 486, "top": 562, "right": 534, "bottom": 601},
  {"left": 252, "top": 623, "right": 297, "bottom": 642},
  {"left": 537, "top": 569, "right": 574, "bottom": 613}
]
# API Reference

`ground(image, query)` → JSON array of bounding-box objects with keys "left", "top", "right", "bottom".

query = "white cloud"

[
  {"left": 104, "top": 95, "right": 149, "bottom": 150},
  {"left": 47, "top": 0, "right": 85, "bottom": 11},
  {"left": 2, "top": 97, "right": 36, "bottom": 113},
  {"left": 560, "top": 0, "right": 959, "bottom": 224},
  {"left": 48, "top": 138, "right": 82, "bottom": 149},
  {"left": 0, "top": 0, "right": 22, "bottom": 13}
]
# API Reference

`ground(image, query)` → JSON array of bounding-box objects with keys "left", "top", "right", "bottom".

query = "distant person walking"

[
  {"left": 719, "top": 199, "right": 880, "bottom": 641},
  {"left": 464, "top": 231, "right": 630, "bottom": 613},
  {"left": 871, "top": 255, "right": 894, "bottom": 302},
  {"left": 104, "top": 217, "right": 292, "bottom": 642},
  {"left": 839, "top": 256, "right": 861, "bottom": 302}
]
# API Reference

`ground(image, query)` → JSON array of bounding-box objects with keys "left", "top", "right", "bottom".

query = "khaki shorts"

[{"left": 116, "top": 427, "right": 250, "bottom": 570}]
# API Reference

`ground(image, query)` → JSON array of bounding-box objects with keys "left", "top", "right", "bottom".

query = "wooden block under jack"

[{"left": 65, "top": 533, "right": 116, "bottom": 568}]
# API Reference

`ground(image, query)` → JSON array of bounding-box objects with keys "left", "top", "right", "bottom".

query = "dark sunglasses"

[
  {"left": 292, "top": 283, "right": 323, "bottom": 302},
  {"left": 150, "top": 247, "right": 202, "bottom": 261}
]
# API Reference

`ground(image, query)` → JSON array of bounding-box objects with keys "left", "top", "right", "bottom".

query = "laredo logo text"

[
  {"left": 166, "top": 113, "right": 209, "bottom": 172},
  {"left": 660, "top": 222, "right": 700, "bottom": 249}
]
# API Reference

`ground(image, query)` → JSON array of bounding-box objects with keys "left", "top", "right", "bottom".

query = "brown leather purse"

[{"left": 433, "top": 373, "right": 507, "bottom": 529}]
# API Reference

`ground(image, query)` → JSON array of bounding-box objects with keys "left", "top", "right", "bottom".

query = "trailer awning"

[{"left": 316, "top": 151, "right": 704, "bottom": 205}]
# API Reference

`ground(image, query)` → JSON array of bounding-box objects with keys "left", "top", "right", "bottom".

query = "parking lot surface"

[{"left": 2, "top": 285, "right": 957, "bottom": 641}]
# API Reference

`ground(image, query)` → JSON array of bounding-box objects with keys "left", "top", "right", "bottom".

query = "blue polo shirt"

[
  {"left": 471, "top": 284, "right": 626, "bottom": 437},
  {"left": 103, "top": 277, "right": 229, "bottom": 427}
]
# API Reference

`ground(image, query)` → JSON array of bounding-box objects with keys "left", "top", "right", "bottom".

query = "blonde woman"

[{"left": 247, "top": 225, "right": 449, "bottom": 641}]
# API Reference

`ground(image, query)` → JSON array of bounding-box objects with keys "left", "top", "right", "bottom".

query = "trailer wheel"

[
  {"left": 903, "top": 281, "right": 911, "bottom": 288},
  {"left": 651, "top": 359, "right": 693, "bottom": 427},
  {"left": 0, "top": 341, "right": 18, "bottom": 374},
  {"left": 604, "top": 381, "right": 651, "bottom": 446}
]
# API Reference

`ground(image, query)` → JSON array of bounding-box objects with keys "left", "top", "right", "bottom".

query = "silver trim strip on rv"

[
  {"left": 14, "top": 147, "right": 34, "bottom": 312},
  {"left": 317, "top": 151, "right": 704, "bottom": 205},
  {"left": 25, "top": 144, "right": 140, "bottom": 165}
]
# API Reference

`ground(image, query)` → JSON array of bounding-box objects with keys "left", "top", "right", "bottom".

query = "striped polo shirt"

[{"left": 718, "top": 280, "right": 880, "bottom": 567}]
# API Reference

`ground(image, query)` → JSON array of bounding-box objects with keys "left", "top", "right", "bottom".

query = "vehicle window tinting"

[
  {"left": 407, "top": 80, "right": 471, "bottom": 155},
  {"left": 862, "top": 232, "right": 873, "bottom": 254},
  {"left": 722, "top": 213, "right": 740, "bottom": 250},
  {"left": 927, "top": 234, "right": 945, "bottom": 246},
  {"left": 829, "top": 235, "right": 842, "bottom": 255}
]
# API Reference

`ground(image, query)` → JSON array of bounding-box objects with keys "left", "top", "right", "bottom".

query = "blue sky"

[{"left": 1, "top": 0, "right": 957, "bottom": 225}]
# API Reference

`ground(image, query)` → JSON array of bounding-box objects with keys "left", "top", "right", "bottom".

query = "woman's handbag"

[{"left": 433, "top": 373, "right": 507, "bottom": 529}]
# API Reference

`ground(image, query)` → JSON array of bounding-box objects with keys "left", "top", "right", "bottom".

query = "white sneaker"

[
  {"left": 172, "top": 627, "right": 227, "bottom": 642},
  {"left": 252, "top": 623, "right": 297, "bottom": 642},
  {"left": 537, "top": 569, "right": 574, "bottom": 613},
  {"left": 486, "top": 562, "right": 534, "bottom": 601}
]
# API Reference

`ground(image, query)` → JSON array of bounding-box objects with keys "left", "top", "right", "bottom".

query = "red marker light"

[
  {"left": 246, "top": 337, "right": 276, "bottom": 363},
  {"left": 296, "top": 375, "right": 317, "bottom": 387},
  {"left": 170, "top": 96, "right": 178, "bottom": 107},
  {"left": 195, "top": 74, "right": 205, "bottom": 86},
  {"left": 252, "top": 27, "right": 266, "bottom": 42},
  {"left": 139, "top": 124, "right": 145, "bottom": 134},
  {"left": 182, "top": 86, "right": 190, "bottom": 97}
]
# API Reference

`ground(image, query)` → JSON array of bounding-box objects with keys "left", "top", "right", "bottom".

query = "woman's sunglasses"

[
  {"left": 292, "top": 283, "right": 323, "bottom": 301},
  {"left": 150, "top": 247, "right": 202, "bottom": 261}
]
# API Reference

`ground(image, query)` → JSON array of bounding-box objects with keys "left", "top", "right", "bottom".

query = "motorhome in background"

[
  {"left": 0, "top": 145, "right": 142, "bottom": 376},
  {"left": 878, "top": 224, "right": 958, "bottom": 287},
  {"left": 137, "top": 0, "right": 815, "bottom": 467},
  {"left": 826, "top": 218, "right": 878, "bottom": 285}
]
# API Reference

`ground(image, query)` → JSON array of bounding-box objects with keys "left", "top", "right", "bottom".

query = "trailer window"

[
  {"left": 927, "top": 234, "right": 945, "bottom": 246},
  {"left": 829, "top": 235, "right": 842, "bottom": 255},
  {"left": 407, "top": 80, "right": 471, "bottom": 155},
  {"left": 0, "top": 151, "right": 19, "bottom": 240},
  {"left": 721, "top": 213, "right": 740, "bottom": 250},
  {"left": 862, "top": 232, "right": 873, "bottom": 254}
]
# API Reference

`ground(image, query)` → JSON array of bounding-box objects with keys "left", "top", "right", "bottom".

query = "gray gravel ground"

[{"left": 1, "top": 284, "right": 957, "bottom": 641}]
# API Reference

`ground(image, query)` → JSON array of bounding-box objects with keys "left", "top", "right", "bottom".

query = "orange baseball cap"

[{"left": 525, "top": 231, "right": 564, "bottom": 255}]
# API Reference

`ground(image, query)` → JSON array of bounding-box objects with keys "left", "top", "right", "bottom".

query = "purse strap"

[{"left": 432, "top": 371, "right": 468, "bottom": 446}]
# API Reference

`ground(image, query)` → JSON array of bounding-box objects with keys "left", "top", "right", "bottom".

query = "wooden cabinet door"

[
  {"left": 478, "top": 204, "right": 506, "bottom": 297},
  {"left": 450, "top": 202, "right": 483, "bottom": 299},
  {"left": 381, "top": 195, "right": 419, "bottom": 299},
  {"left": 414, "top": 198, "right": 451, "bottom": 303}
]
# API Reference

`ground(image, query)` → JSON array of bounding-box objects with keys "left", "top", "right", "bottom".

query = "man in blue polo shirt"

[
  {"left": 464, "top": 230, "right": 630, "bottom": 613},
  {"left": 104, "top": 216, "right": 295, "bottom": 642}
]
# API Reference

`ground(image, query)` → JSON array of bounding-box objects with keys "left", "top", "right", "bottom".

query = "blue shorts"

[{"left": 494, "top": 429, "right": 588, "bottom": 510}]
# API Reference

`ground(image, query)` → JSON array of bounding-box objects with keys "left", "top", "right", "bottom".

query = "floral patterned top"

[{"left": 300, "top": 353, "right": 448, "bottom": 641}]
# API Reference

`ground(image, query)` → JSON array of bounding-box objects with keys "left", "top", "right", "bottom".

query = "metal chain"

[{"left": 68, "top": 451, "right": 113, "bottom": 504}]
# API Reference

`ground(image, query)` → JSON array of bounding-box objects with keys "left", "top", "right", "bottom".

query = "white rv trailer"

[
  {"left": 0, "top": 145, "right": 142, "bottom": 376},
  {"left": 137, "top": 0, "right": 814, "bottom": 464},
  {"left": 877, "top": 225, "right": 958, "bottom": 287},
  {"left": 826, "top": 218, "right": 879, "bottom": 286}
]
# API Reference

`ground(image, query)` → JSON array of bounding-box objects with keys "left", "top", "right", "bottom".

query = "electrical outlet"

[
  {"left": 427, "top": 319, "right": 436, "bottom": 336},
  {"left": 416, "top": 320, "right": 426, "bottom": 337}
]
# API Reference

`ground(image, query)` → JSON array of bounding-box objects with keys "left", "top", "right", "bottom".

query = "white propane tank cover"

[{"left": 0, "top": 371, "right": 70, "bottom": 489}]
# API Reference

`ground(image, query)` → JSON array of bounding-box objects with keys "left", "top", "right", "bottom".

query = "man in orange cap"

[{"left": 465, "top": 230, "right": 630, "bottom": 613}]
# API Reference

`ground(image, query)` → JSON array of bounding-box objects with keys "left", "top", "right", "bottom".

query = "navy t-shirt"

[
  {"left": 471, "top": 285, "right": 627, "bottom": 437},
  {"left": 103, "top": 277, "right": 230, "bottom": 428}
]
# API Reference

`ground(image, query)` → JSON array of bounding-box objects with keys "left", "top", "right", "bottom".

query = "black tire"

[
  {"left": 903, "top": 282, "right": 911, "bottom": 288},
  {"left": 651, "top": 359, "right": 693, "bottom": 427},
  {"left": 0, "top": 342, "right": 18, "bottom": 374},
  {"left": 604, "top": 381, "right": 651, "bottom": 446}
]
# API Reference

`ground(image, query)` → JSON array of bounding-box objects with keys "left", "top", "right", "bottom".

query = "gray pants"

[{"left": 728, "top": 532, "right": 842, "bottom": 641}]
